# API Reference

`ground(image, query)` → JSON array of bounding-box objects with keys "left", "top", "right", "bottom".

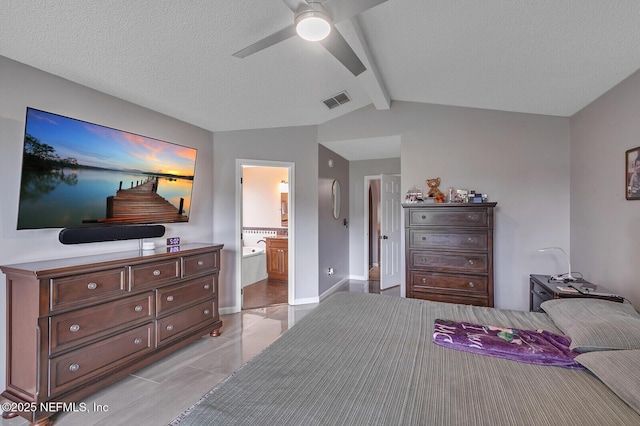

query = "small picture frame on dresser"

[{"left": 625, "top": 146, "right": 640, "bottom": 199}]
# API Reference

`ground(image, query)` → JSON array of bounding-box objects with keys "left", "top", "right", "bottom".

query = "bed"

[{"left": 170, "top": 292, "right": 640, "bottom": 425}]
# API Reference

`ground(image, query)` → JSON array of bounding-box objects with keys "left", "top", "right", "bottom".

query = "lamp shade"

[{"left": 295, "top": 10, "right": 331, "bottom": 41}]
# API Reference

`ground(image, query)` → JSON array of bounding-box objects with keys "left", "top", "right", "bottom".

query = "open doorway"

[
  {"left": 365, "top": 174, "right": 401, "bottom": 290},
  {"left": 237, "top": 160, "right": 294, "bottom": 310}
]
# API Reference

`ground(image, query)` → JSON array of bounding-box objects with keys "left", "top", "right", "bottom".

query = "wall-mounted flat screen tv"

[{"left": 17, "top": 108, "right": 197, "bottom": 229}]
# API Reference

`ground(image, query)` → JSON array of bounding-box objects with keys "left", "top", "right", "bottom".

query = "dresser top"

[
  {"left": 402, "top": 202, "right": 497, "bottom": 208},
  {"left": 1, "top": 242, "right": 223, "bottom": 277}
]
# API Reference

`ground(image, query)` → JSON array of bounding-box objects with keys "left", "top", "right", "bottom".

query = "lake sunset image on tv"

[{"left": 17, "top": 108, "right": 197, "bottom": 229}]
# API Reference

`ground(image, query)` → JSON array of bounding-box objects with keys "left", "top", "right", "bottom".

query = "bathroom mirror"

[{"left": 332, "top": 179, "right": 341, "bottom": 219}]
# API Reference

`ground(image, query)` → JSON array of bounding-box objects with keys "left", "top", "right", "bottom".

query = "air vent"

[{"left": 322, "top": 91, "right": 351, "bottom": 109}]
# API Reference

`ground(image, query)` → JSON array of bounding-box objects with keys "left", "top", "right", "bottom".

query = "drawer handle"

[
  {"left": 468, "top": 237, "right": 473, "bottom": 242},
  {"left": 204, "top": 284, "right": 211, "bottom": 290},
  {"left": 197, "top": 260, "right": 204, "bottom": 266},
  {"left": 153, "top": 270, "right": 161, "bottom": 276},
  {"left": 421, "top": 278, "right": 427, "bottom": 284},
  {"left": 134, "top": 305, "right": 143, "bottom": 312},
  {"left": 69, "top": 324, "right": 80, "bottom": 332},
  {"left": 421, "top": 215, "right": 426, "bottom": 219},
  {"left": 69, "top": 363, "right": 80, "bottom": 372},
  {"left": 87, "top": 282, "right": 98, "bottom": 290},
  {"left": 166, "top": 324, "right": 174, "bottom": 331},
  {"left": 134, "top": 338, "right": 143, "bottom": 345},
  {"left": 203, "top": 309, "right": 211, "bottom": 315},
  {"left": 467, "top": 214, "right": 479, "bottom": 221},
  {"left": 468, "top": 282, "right": 475, "bottom": 288},
  {"left": 468, "top": 259, "right": 475, "bottom": 265},
  {"left": 421, "top": 236, "right": 426, "bottom": 241},
  {"left": 166, "top": 295, "right": 174, "bottom": 302}
]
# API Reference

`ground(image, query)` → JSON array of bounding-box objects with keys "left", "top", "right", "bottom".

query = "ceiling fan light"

[{"left": 295, "top": 11, "right": 331, "bottom": 41}]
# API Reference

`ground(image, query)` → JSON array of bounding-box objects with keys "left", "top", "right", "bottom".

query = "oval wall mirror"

[{"left": 332, "top": 179, "right": 341, "bottom": 219}]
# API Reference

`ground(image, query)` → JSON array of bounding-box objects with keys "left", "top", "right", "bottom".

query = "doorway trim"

[{"left": 235, "top": 159, "right": 295, "bottom": 310}]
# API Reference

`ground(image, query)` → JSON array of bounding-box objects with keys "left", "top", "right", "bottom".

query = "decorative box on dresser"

[
  {"left": 0, "top": 243, "right": 223, "bottom": 425},
  {"left": 403, "top": 203, "right": 497, "bottom": 307}
]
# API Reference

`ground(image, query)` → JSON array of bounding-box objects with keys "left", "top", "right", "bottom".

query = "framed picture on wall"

[{"left": 626, "top": 146, "right": 640, "bottom": 199}]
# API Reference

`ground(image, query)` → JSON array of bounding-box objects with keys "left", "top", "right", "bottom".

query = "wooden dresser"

[
  {"left": 0, "top": 243, "right": 223, "bottom": 425},
  {"left": 403, "top": 203, "right": 496, "bottom": 307},
  {"left": 265, "top": 238, "right": 288, "bottom": 281}
]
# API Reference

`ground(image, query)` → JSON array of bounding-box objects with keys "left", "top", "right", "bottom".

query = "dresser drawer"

[
  {"left": 50, "top": 268, "right": 127, "bottom": 311},
  {"left": 156, "top": 276, "right": 216, "bottom": 316},
  {"left": 410, "top": 272, "right": 487, "bottom": 295},
  {"left": 50, "top": 292, "right": 154, "bottom": 355},
  {"left": 407, "top": 209, "right": 488, "bottom": 227},
  {"left": 48, "top": 324, "right": 152, "bottom": 397},
  {"left": 156, "top": 299, "right": 216, "bottom": 346},
  {"left": 182, "top": 251, "right": 218, "bottom": 278},
  {"left": 408, "top": 230, "right": 488, "bottom": 251},
  {"left": 410, "top": 250, "right": 488, "bottom": 273},
  {"left": 130, "top": 259, "right": 180, "bottom": 290}
]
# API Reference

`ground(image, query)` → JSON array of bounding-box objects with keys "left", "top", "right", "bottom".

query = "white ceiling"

[{"left": 2, "top": 1, "right": 640, "bottom": 161}]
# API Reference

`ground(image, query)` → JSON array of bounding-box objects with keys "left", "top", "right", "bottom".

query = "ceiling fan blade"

[
  {"left": 324, "top": 0, "right": 388, "bottom": 23},
  {"left": 319, "top": 29, "right": 366, "bottom": 76},
  {"left": 281, "top": 0, "right": 308, "bottom": 13},
  {"left": 233, "top": 25, "right": 297, "bottom": 58}
]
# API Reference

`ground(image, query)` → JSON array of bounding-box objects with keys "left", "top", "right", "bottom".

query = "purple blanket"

[{"left": 432, "top": 319, "right": 584, "bottom": 369}]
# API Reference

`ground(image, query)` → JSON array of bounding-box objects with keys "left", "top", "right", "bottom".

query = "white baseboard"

[
  {"left": 291, "top": 296, "right": 320, "bottom": 305},
  {"left": 220, "top": 306, "right": 240, "bottom": 315},
  {"left": 320, "top": 277, "right": 350, "bottom": 301},
  {"left": 349, "top": 274, "right": 368, "bottom": 281}
]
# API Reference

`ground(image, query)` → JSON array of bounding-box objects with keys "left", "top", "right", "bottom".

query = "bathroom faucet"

[{"left": 257, "top": 239, "right": 266, "bottom": 245}]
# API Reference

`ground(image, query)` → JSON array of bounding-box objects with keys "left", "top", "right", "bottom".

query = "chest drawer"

[
  {"left": 410, "top": 272, "right": 487, "bottom": 295},
  {"left": 410, "top": 250, "right": 488, "bottom": 273},
  {"left": 130, "top": 259, "right": 180, "bottom": 290},
  {"left": 48, "top": 323, "right": 153, "bottom": 397},
  {"left": 157, "top": 299, "right": 216, "bottom": 346},
  {"left": 408, "top": 230, "right": 488, "bottom": 251},
  {"left": 407, "top": 209, "right": 488, "bottom": 227},
  {"left": 182, "top": 251, "right": 218, "bottom": 278},
  {"left": 50, "top": 268, "right": 127, "bottom": 311},
  {"left": 50, "top": 292, "right": 153, "bottom": 355},
  {"left": 156, "top": 276, "right": 216, "bottom": 316}
]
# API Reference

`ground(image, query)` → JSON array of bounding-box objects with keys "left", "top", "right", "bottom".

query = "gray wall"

[
  {"left": 318, "top": 144, "right": 349, "bottom": 295},
  {"left": 0, "top": 56, "right": 214, "bottom": 394},
  {"left": 347, "top": 158, "right": 401, "bottom": 279},
  {"left": 570, "top": 68, "right": 640, "bottom": 306},
  {"left": 319, "top": 101, "right": 571, "bottom": 310},
  {"left": 212, "top": 126, "right": 320, "bottom": 309}
]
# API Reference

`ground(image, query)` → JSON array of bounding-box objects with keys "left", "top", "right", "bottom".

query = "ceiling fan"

[{"left": 232, "top": 0, "right": 388, "bottom": 76}]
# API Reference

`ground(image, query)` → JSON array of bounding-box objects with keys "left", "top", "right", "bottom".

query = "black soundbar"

[{"left": 59, "top": 225, "right": 165, "bottom": 245}]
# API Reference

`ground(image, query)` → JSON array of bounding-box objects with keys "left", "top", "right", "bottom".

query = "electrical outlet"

[{"left": 327, "top": 268, "right": 334, "bottom": 275}]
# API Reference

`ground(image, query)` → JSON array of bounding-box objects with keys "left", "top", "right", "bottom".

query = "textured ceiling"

[{"left": 2, "top": 1, "right": 640, "bottom": 160}]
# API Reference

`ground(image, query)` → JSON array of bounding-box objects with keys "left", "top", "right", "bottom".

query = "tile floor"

[{"left": 1, "top": 280, "right": 398, "bottom": 426}]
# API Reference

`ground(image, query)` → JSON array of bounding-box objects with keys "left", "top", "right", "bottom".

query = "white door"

[{"left": 380, "top": 174, "right": 401, "bottom": 290}]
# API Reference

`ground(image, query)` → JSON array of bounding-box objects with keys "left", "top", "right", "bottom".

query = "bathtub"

[{"left": 242, "top": 246, "right": 267, "bottom": 287}]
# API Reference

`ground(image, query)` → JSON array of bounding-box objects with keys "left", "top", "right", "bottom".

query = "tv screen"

[{"left": 17, "top": 108, "right": 197, "bottom": 229}]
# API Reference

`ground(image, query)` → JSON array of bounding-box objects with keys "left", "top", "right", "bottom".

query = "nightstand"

[{"left": 529, "top": 274, "right": 623, "bottom": 312}]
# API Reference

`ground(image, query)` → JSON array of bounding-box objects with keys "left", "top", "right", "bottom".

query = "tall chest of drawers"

[
  {"left": 0, "top": 243, "right": 223, "bottom": 425},
  {"left": 403, "top": 203, "right": 496, "bottom": 307}
]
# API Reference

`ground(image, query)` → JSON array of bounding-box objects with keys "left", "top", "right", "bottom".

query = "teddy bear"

[{"left": 426, "top": 177, "right": 446, "bottom": 203}]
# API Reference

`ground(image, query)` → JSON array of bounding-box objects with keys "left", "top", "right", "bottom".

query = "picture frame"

[{"left": 625, "top": 146, "right": 640, "bottom": 200}]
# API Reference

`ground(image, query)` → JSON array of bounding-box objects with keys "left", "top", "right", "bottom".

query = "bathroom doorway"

[{"left": 237, "top": 160, "right": 294, "bottom": 310}]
